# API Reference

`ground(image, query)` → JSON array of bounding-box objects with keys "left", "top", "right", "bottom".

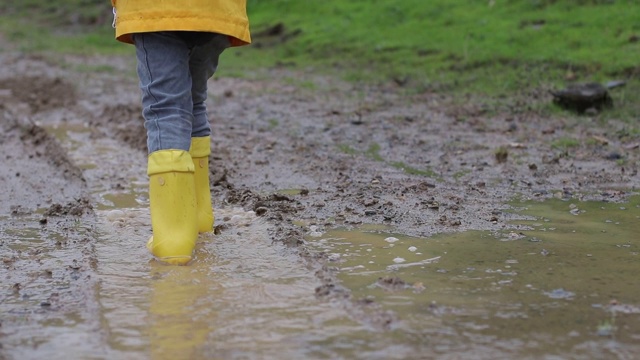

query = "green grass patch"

[
  {"left": 365, "top": 143, "right": 384, "bottom": 162},
  {"left": 0, "top": 1, "right": 127, "bottom": 55},
  {"left": 244, "top": 0, "right": 640, "bottom": 83},
  {"left": 551, "top": 137, "right": 581, "bottom": 149},
  {"left": 267, "top": 118, "right": 279, "bottom": 130},
  {"left": 615, "top": 158, "right": 627, "bottom": 166},
  {"left": 453, "top": 169, "right": 471, "bottom": 180},
  {"left": 337, "top": 143, "right": 439, "bottom": 178},
  {"left": 337, "top": 144, "right": 358, "bottom": 155},
  {"left": 615, "top": 127, "right": 640, "bottom": 142},
  {"left": 390, "top": 161, "right": 439, "bottom": 178}
]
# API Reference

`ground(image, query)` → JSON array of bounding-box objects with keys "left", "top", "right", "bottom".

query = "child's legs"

[
  {"left": 134, "top": 32, "right": 194, "bottom": 153},
  {"left": 189, "top": 34, "right": 230, "bottom": 138}
]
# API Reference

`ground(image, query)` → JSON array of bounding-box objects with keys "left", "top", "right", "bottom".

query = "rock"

[{"left": 550, "top": 82, "right": 622, "bottom": 114}]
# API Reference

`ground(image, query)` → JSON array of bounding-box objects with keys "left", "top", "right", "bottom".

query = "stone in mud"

[
  {"left": 375, "top": 276, "right": 410, "bottom": 292},
  {"left": 550, "top": 82, "right": 621, "bottom": 114}
]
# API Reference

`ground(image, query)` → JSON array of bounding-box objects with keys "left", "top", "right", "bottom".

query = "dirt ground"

[{"left": 1, "top": 38, "right": 639, "bottom": 345}]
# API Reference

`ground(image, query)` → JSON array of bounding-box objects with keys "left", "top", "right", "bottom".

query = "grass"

[
  {"left": 365, "top": 143, "right": 384, "bottom": 162},
  {"left": 246, "top": 0, "right": 640, "bottom": 123},
  {"left": 1, "top": 0, "right": 639, "bottom": 120},
  {"left": 337, "top": 144, "right": 358, "bottom": 155},
  {"left": 243, "top": 1, "right": 639, "bottom": 84},
  {"left": 390, "top": 162, "right": 439, "bottom": 178},
  {"left": 551, "top": 137, "right": 581, "bottom": 149},
  {"left": 0, "top": 1, "right": 125, "bottom": 55},
  {"left": 339, "top": 141, "right": 440, "bottom": 178},
  {"left": 267, "top": 118, "right": 279, "bottom": 130}
]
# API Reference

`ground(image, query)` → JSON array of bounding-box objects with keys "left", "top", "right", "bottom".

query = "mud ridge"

[
  {"left": 0, "top": 68, "right": 101, "bottom": 353},
  {"left": 0, "top": 109, "right": 88, "bottom": 214}
]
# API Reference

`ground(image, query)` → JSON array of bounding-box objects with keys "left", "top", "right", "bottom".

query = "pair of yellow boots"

[{"left": 146, "top": 136, "right": 214, "bottom": 265}]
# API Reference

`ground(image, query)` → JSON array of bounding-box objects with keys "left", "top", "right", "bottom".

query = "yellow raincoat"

[{"left": 112, "top": 0, "right": 250, "bottom": 46}]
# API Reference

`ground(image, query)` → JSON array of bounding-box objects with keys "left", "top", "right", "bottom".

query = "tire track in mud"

[{"left": 0, "top": 73, "right": 101, "bottom": 356}]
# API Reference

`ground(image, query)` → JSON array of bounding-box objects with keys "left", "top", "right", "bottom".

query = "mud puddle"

[
  {"left": 307, "top": 196, "right": 640, "bottom": 359},
  {"left": 2, "top": 207, "right": 376, "bottom": 359},
  {"left": 4, "top": 121, "right": 638, "bottom": 359},
  {"left": 1, "top": 122, "right": 398, "bottom": 359},
  {"left": 42, "top": 121, "right": 149, "bottom": 210},
  {"left": 95, "top": 207, "right": 365, "bottom": 359},
  {"left": 0, "top": 212, "right": 101, "bottom": 360}
]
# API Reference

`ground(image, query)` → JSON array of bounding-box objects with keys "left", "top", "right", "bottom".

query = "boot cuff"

[{"left": 147, "top": 150, "right": 195, "bottom": 176}]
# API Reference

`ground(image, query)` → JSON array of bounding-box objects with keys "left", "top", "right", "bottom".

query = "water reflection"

[
  {"left": 148, "top": 264, "right": 213, "bottom": 359},
  {"left": 95, "top": 207, "right": 369, "bottom": 360}
]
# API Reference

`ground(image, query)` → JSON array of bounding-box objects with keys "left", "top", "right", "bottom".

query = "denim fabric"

[{"left": 133, "top": 31, "right": 230, "bottom": 153}]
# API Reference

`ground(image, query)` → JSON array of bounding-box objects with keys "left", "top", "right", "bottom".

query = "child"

[{"left": 112, "top": 1, "right": 251, "bottom": 265}]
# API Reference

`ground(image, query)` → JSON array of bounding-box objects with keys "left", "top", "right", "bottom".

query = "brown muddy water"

[
  {"left": 2, "top": 121, "right": 639, "bottom": 360},
  {"left": 308, "top": 196, "right": 640, "bottom": 359}
]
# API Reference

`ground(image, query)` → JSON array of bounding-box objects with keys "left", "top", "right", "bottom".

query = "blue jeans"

[{"left": 133, "top": 31, "right": 230, "bottom": 153}]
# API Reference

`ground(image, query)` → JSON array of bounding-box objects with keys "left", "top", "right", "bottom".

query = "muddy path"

[{"left": 1, "top": 42, "right": 639, "bottom": 359}]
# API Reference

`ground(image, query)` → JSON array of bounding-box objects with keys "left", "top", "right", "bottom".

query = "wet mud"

[{"left": 0, "top": 40, "right": 639, "bottom": 359}]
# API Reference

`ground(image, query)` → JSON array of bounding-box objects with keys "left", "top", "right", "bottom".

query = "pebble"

[
  {"left": 308, "top": 225, "right": 323, "bottom": 237},
  {"left": 106, "top": 209, "right": 125, "bottom": 221},
  {"left": 328, "top": 253, "right": 341, "bottom": 261},
  {"left": 385, "top": 237, "right": 399, "bottom": 243}
]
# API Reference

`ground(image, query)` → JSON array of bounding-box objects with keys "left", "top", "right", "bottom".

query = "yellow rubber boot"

[
  {"left": 146, "top": 150, "right": 198, "bottom": 265},
  {"left": 189, "top": 136, "right": 214, "bottom": 233}
]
